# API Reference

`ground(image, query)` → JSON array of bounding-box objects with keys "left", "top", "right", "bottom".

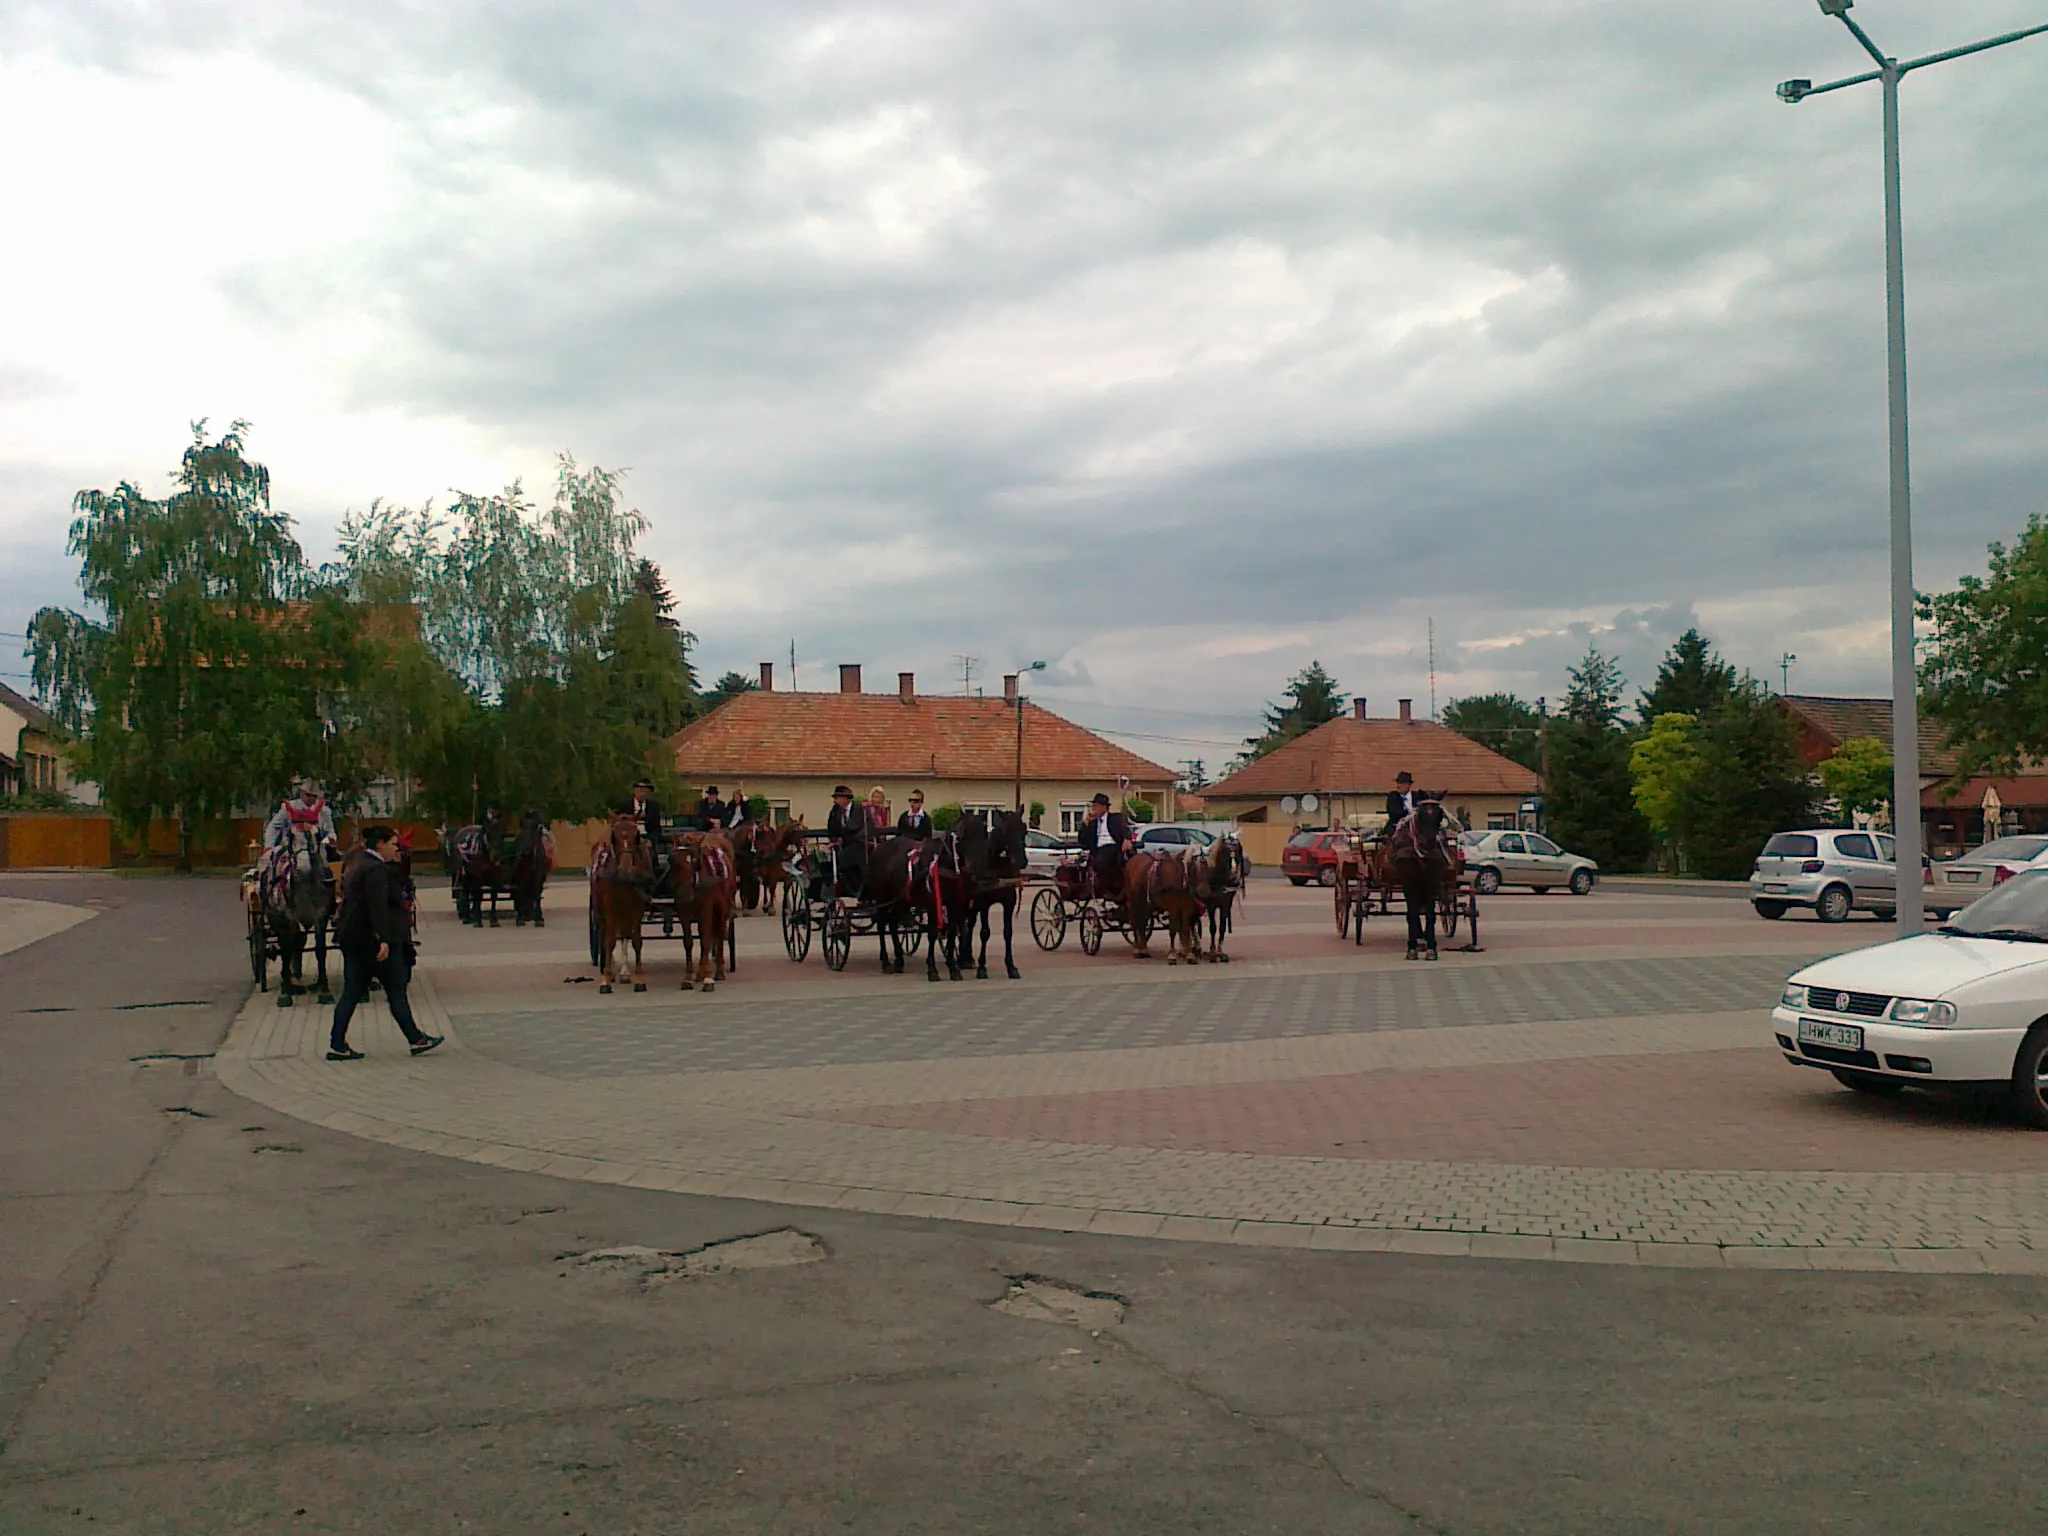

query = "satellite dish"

[
  {"left": 1280, "top": 796, "right": 1299, "bottom": 815},
  {"left": 1301, "top": 794, "right": 1320, "bottom": 813}
]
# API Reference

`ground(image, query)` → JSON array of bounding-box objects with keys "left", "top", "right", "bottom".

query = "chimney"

[
  {"left": 899, "top": 671, "right": 915, "bottom": 704},
  {"left": 1002, "top": 673, "right": 1019, "bottom": 704},
  {"left": 839, "top": 663, "right": 862, "bottom": 694},
  {"left": 1353, "top": 697, "right": 1368, "bottom": 721},
  {"left": 1398, "top": 698, "right": 1413, "bottom": 724},
  {"left": 758, "top": 661, "right": 774, "bottom": 692}
]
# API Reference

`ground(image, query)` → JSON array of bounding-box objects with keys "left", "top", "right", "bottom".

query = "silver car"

[
  {"left": 1750, "top": 829, "right": 1900, "bottom": 923},
  {"left": 1927, "top": 835, "right": 2048, "bottom": 918},
  {"left": 1132, "top": 823, "right": 1228, "bottom": 856},
  {"left": 1459, "top": 830, "right": 1599, "bottom": 895},
  {"left": 1023, "top": 828, "right": 1072, "bottom": 875}
]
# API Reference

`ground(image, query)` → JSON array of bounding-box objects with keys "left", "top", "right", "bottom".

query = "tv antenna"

[
  {"left": 953, "top": 654, "right": 981, "bottom": 696},
  {"left": 1428, "top": 618, "right": 1438, "bottom": 721}
]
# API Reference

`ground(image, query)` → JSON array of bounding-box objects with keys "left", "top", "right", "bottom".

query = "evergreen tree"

[
  {"left": 1675, "top": 679, "right": 1817, "bottom": 878},
  {"left": 704, "top": 671, "right": 758, "bottom": 711},
  {"left": 1442, "top": 693, "right": 1543, "bottom": 773},
  {"left": 1545, "top": 646, "right": 1652, "bottom": 872},
  {"left": 1239, "top": 661, "right": 1344, "bottom": 761},
  {"left": 1638, "top": 628, "right": 1736, "bottom": 727}
]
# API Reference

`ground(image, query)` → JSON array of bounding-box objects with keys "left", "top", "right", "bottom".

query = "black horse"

[
  {"left": 1387, "top": 798, "right": 1456, "bottom": 961},
  {"left": 866, "top": 832, "right": 968, "bottom": 981},
  {"left": 955, "top": 810, "right": 1028, "bottom": 980},
  {"left": 510, "top": 809, "right": 553, "bottom": 927},
  {"left": 455, "top": 808, "right": 508, "bottom": 927}
]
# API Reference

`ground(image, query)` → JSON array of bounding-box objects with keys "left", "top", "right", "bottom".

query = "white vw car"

[{"left": 1771, "top": 869, "right": 2048, "bottom": 1125}]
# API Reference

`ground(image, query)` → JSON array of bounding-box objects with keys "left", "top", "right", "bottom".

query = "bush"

[
  {"left": 744, "top": 794, "right": 771, "bottom": 822},
  {"left": 1127, "top": 796, "right": 1155, "bottom": 824},
  {"left": 930, "top": 802, "right": 964, "bottom": 832},
  {"left": 1028, "top": 799, "right": 1046, "bottom": 827}
]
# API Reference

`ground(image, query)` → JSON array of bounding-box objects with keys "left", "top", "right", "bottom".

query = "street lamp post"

[
  {"left": 1779, "top": 0, "right": 2047, "bottom": 940},
  {"left": 1013, "top": 660, "right": 1048, "bottom": 815}
]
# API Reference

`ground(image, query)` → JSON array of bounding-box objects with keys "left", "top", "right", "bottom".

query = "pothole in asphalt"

[
  {"left": 251, "top": 1143, "right": 303, "bottom": 1155},
  {"left": 989, "top": 1276, "right": 1127, "bottom": 1330},
  {"left": 561, "top": 1228, "right": 827, "bottom": 1286},
  {"left": 130, "top": 1052, "right": 215, "bottom": 1066},
  {"left": 162, "top": 1106, "right": 212, "bottom": 1118}
]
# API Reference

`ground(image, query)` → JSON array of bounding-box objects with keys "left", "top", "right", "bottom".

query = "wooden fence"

[{"left": 0, "top": 814, "right": 116, "bottom": 869}]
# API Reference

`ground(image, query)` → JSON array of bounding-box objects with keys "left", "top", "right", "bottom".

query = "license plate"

[
  {"left": 1798, "top": 1018, "right": 1864, "bottom": 1050},
  {"left": 1948, "top": 870, "right": 1981, "bottom": 884},
  {"left": 1763, "top": 883, "right": 1789, "bottom": 894}
]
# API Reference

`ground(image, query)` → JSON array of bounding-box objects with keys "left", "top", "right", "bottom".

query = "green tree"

[
  {"left": 1239, "top": 661, "right": 1344, "bottom": 762},
  {"left": 1544, "top": 646, "right": 1652, "bottom": 873},
  {"left": 1126, "top": 796, "right": 1156, "bottom": 824},
  {"left": 1638, "top": 628, "right": 1736, "bottom": 726},
  {"left": 29, "top": 423, "right": 330, "bottom": 868},
  {"left": 1817, "top": 737, "right": 1893, "bottom": 820},
  {"left": 1629, "top": 713, "right": 1702, "bottom": 851},
  {"left": 1442, "top": 693, "right": 1543, "bottom": 773},
  {"left": 1178, "top": 759, "right": 1210, "bottom": 792},
  {"left": 703, "top": 671, "right": 758, "bottom": 711},
  {"left": 1921, "top": 513, "right": 2048, "bottom": 778},
  {"left": 1675, "top": 679, "right": 1817, "bottom": 878}
]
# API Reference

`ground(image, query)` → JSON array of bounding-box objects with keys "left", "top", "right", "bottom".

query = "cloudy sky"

[{"left": 3, "top": 1, "right": 2044, "bottom": 767}]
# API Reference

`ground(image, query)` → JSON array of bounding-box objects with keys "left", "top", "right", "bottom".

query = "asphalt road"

[{"left": 2, "top": 873, "right": 2044, "bottom": 1535}]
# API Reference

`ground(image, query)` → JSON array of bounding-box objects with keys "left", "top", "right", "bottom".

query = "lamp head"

[
  {"left": 1817, "top": 0, "right": 1852, "bottom": 15},
  {"left": 1777, "top": 78, "right": 1813, "bottom": 103},
  {"left": 1027, "top": 660, "right": 1048, "bottom": 672}
]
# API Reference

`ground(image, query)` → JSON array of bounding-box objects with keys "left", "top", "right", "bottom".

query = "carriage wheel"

[
  {"left": 822, "top": 909, "right": 853, "bottom": 971},
  {"left": 780, "top": 883, "right": 802, "bottom": 960},
  {"left": 1078, "top": 905, "right": 1105, "bottom": 956},
  {"left": 587, "top": 906, "right": 603, "bottom": 967},
  {"left": 247, "top": 911, "right": 268, "bottom": 992},
  {"left": 1031, "top": 888, "right": 1066, "bottom": 951},
  {"left": 791, "top": 902, "right": 814, "bottom": 963},
  {"left": 1354, "top": 893, "right": 1369, "bottom": 946},
  {"left": 1334, "top": 883, "right": 1351, "bottom": 938},
  {"left": 1439, "top": 891, "right": 1462, "bottom": 940}
]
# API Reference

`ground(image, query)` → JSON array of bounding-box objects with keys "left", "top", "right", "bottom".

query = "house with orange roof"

[
  {"left": 1202, "top": 696, "right": 1538, "bottom": 832},
  {"left": 667, "top": 663, "right": 1177, "bottom": 833}
]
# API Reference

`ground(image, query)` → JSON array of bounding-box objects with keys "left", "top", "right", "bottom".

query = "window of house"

[
  {"left": 1059, "top": 803, "right": 1090, "bottom": 836},
  {"left": 769, "top": 800, "right": 792, "bottom": 825}
]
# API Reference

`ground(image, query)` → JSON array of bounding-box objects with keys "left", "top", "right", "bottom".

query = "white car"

[
  {"left": 1024, "top": 828, "right": 1072, "bottom": 874},
  {"left": 1771, "top": 869, "right": 2048, "bottom": 1124},
  {"left": 1132, "top": 822, "right": 1228, "bottom": 857}
]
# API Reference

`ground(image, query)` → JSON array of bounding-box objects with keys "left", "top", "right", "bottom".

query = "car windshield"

[
  {"left": 1286, "top": 832, "right": 1318, "bottom": 848},
  {"left": 1965, "top": 837, "right": 2048, "bottom": 864},
  {"left": 1938, "top": 870, "right": 2048, "bottom": 940},
  {"left": 1761, "top": 833, "right": 1818, "bottom": 857}
]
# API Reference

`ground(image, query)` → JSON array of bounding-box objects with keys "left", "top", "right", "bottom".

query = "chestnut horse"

[
  {"left": 1122, "top": 848, "right": 1202, "bottom": 963},
  {"left": 755, "top": 819, "right": 806, "bottom": 913},
  {"left": 1191, "top": 834, "right": 1248, "bottom": 962},
  {"left": 591, "top": 812, "right": 652, "bottom": 993},
  {"left": 671, "top": 830, "right": 737, "bottom": 991}
]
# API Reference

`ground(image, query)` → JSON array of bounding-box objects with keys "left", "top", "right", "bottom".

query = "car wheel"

[
  {"left": 1752, "top": 900, "right": 1787, "bottom": 921},
  {"left": 1831, "top": 1068, "right": 1905, "bottom": 1097},
  {"left": 1815, "top": 884, "right": 1852, "bottom": 924},
  {"left": 1288, "top": 876, "right": 1309, "bottom": 887},
  {"left": 1317, "top": 867, "right": 1337, "bottom": 887},
  {"left": 2009, "top": 1024, "right": 2048, "bottom": 1129},
  {"left": 1472, "top": 867, "right": 1502, "bottom": 896},
  {"left": 1568, "top": 869, "right": 1595, "bottom": 896}
]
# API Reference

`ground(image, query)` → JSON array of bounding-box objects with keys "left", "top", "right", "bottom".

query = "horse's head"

[
  {"left": 608, "top": 812, "right": 650, "bottom": 878},
  {"left": 984, "top": 810, "right": 1028, "bottom": 878},
  {"left": 1414, "top": 798, "right": 1446, "bottom": 840}
]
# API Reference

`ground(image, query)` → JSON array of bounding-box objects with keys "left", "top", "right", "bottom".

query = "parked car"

[
  {"left": 1133, "top": 822, "right": 1227, "bottom": 857},
  {"left": 1927, "top": 836, "right": 2048, "bottom": 918},
  {"left": 1282, "top": 829, "right": 1349, "bottom": 886},
  {"left": 1770, "top": 868, "right": 2048, "bottom": 1123},
  {"left": 1458, "top": 830, "right": 1599, "bottom": 896},
  {"left": 1750, "top": 829, "right": 1901, "bottom": 923},
  {"left": 1023, "top": 827, "right": 1072, "bottom": 874}
]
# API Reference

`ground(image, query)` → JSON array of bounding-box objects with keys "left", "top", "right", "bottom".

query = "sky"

[{"left": 2, "top": 1, "right": 2044, "bottom": 771}]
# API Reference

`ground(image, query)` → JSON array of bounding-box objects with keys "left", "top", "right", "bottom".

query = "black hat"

[
  {"left": 1091, "top": 792, "right": 1112, "bottom": 807},
  {"left": 832, "top": 784, "right": 853, "bottom": 797},
  {"left": 633, "top": 778, "right": 654, "bottom": 791},
  {"left": 1395, "top": 771, "right": 1414, "bottom": 784}
]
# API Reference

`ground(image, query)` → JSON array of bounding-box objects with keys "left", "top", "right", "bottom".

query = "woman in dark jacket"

[{"left": 329, "top": 826, "right": 443, "bottom": 1061}]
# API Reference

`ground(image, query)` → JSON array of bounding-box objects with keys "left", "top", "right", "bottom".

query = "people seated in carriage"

[
  {"left": 626, "top": 779, "right": 667, "bottom": 869},
  {"left": 263, "top": 778, "right": 338, "bottom": 859},
  {"left": 1384, "top": 772, "right": 1417, "bottom": 831},
  {"left": 896, "top": 790, "right": 932, "bottom": 839},
  {"left": 865, "top": 786, "right": 891, "bottom": 833},
  {"left": 723, "top": 784, "right": 751, "bottom": 830},
  {"left": 827, "top": 783, "right": 869, "bottom": 896},
  {"left": 1081, "top": 792, "right": 1134, "bottom": 897},
  {"left": 694, "top": 784, "right": 727, "bottom": 832}
]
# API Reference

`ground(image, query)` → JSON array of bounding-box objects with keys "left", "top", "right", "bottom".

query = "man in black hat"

[
  {"left": 826, "top": 784, "right": 868, "bottom": 895},
  {"left": 1385, "top": 771, "right": 1417, "bottom": 830},
  {"left": 1080, "top": 792, "right": 1133, "bottom": 895},
  {"left": 695, "top": 784, "right": 728, "bottom": 832},
  {"left": 628, "top": 778, "right": 666, "bottom": 850}
]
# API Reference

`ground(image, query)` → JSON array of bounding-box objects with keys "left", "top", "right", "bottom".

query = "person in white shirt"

[{"left": 1081, "top": 792, "right": 1133, "bottom": 893}]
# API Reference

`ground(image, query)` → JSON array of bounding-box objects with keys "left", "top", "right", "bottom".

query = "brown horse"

[
  {"left": 1386, "top": 799, "right": 1456, "bottom": 961},
  {"left": 755, "top": 818, "right": 806, "bottom": 913},
  {"left": 671, "top": 832, "right": 736, "bottom": 991},
  {"left": 1122, "top": 849, "right": 1202, "bottom": 963},
  {"left": 1191, "top": 834, "right": 1248, "bottom": 962},
  {"left": 591, "top": 812, "right": 652, "bottom": 993}
]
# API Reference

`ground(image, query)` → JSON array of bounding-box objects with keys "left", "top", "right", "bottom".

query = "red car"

[{"left": 1282, "top": 829, "right": 1349, "bottom": 886}]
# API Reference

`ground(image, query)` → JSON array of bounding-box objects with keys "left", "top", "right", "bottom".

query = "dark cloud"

[{"left": 4, "top": 0, "right": 2044, "bottom": 734}]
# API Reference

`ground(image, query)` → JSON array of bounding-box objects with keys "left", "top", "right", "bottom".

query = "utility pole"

[
  {"left": 1428, "top": 619, "right": 1438, "bottom": 721},
  {"left": 789, "top": 639, "right": 798, "bottom": 692},
  {"left": 1779, "top": 652, "right": 1798, "bottom": 695}
]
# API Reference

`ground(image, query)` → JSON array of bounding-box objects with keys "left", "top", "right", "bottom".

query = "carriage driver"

[
  {"left": 627, "top": 778, "right": 668, "bottom": 874},
  {"left": 1384, "top": 772, "right": 1417, "bottom": 831},
  {"left": 1081, "top": 792, "right": 1134, "bottom": 895},
  {"left": 264, "top": 778, "right": 338, "bottom": 858},
  {"left": 826, "top": 783, "right": 869, "bottom": 896}
]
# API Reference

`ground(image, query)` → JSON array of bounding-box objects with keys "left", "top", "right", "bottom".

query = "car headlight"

[
  {"left": 1780, "top": 983, "right": 1808, "bottom": 1009},
  {"left": 1888, "top": 998, "right": 1958, "bottom": 1027}
]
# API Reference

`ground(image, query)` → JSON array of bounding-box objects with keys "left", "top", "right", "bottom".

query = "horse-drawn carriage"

[
  {"left": 779, "top": 832, "right": 929, "bottom": 971},
  {"left": 1029, "top": 853, "right": 1152, "bottom": 955},
  {"left": 447, "top": 813, "right": 554, "bottom": 928},
  {"left": 585, "top": 824, "right": 738, "bottom": 985},
  {"left": 1332, "top": 808, "right": 1482, "bottom": 956}
]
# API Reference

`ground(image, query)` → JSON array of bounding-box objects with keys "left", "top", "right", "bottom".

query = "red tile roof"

[
  {"left": 1923, "top": 775, "right": 2048, "bottom": 810},
  {"left": 668, "top": 691, "right": 1175, "bottom": 783},
  {"left": 1779, "top": 696, "right": 1956, "bottom": 774},
  {"left": 1204, "top": 717, "right": 1539, "bottom": 799}
]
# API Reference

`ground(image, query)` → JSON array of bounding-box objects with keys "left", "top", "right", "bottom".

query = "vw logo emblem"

[{"left": 1835, "top": 992, "right": 1851, "bottom": 1012}]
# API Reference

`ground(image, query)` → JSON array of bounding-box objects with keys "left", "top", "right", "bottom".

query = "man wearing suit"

[
  {"left": 826, "top": 784, "right": 870, "bottom": 895},
  {"left": 696, "top": 785, "right": 728, "bottom": 831},
  {"left": 1384, "top": 772, "right": 1417, "bottom": 831},
  {"left": 896, "top": 789, "right": 932, "bottom": 839},
  {"left": 627, "top": 779, "right": 669, "bottom": 879},
  {"left": 1081, "top": 792, "right": 1134, "bottom": 895}
]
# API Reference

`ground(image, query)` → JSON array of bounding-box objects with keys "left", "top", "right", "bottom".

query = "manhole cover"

[
  {"left": 565, "top": 1228, "right": 826, "bottom": 1286},
  {"left": 990, "top": 1277, "right": 1126, "bottom": 1330}
]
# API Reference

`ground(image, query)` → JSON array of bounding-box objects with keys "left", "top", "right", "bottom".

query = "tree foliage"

[
  {"left": 1920, "top": 514, "right": 2048, "bottom": 778},
  {"left": 1817, "top": 737, "right": 1894, "bottom": 819},
  {"left": 1239, "top": 661, "right": 1344, "bottom": 763},
  {"left": 1675, "top": 678, "right": 1817, "bottom": 878},
  {"left": 1629, "top": 713, "right": 1701, "bottom": 844},
  {"left": 1441, "top": 692, "right": 1543, "bottom": 774},
  {"left": 1638, "top": 627, "right": 1736, "bottom": 726},
  {"left": 1544, "top": 647, "right": 1652, "bottom": 873},
  {"left": 703, "top": 671, "right": 758, "bottom": 711}
]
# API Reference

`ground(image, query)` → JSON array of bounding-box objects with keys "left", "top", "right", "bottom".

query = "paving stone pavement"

[{"left": 213, "top": 935, "right": 2048, "bottom": 1273}]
